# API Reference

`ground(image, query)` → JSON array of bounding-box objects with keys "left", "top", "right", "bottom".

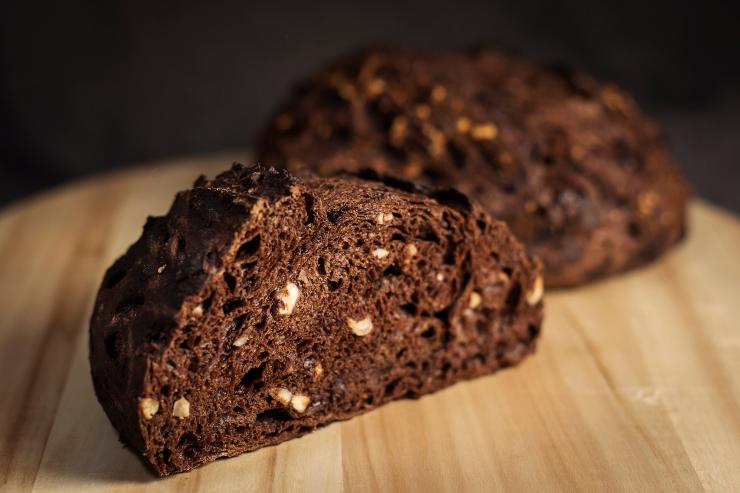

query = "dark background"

[{"left": 2, "top": 0, "right": 739, "bottom": 211}]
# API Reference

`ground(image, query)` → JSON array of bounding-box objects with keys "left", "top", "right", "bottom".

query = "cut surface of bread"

[{"left": 89, "top": 164, "right": 543, "bottom": 475}]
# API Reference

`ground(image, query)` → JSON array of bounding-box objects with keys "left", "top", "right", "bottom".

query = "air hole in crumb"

[
  {"left": 238, "top": 363, "right": 266, "bottom": 392},
  {"left": 391, "top": 233, "right": 406, "bottom": 242},
  {"left": 476, "top": 219, "right": 487, "bottom": 231},
  {"left": 433, "top": 306, "right": 450, "bottom": 324},
  {"left": 271, "top": 361, "right": 285, "bottom": 374},
  {"left": 161, "top": 385, "right": 171, "bottom": 397},
  {"left": 505, "top": 282, "right": 522, "bottom": 312},
  {"left": 628, "top": 221, "right": 641, "bottom": 238},
  {"left": 223, "top": 272, "right": 237, "bottom": 291},
  {"left": 317, "top": 256, "right": 327, "bottom": 276},
  {"left": 237, "top": 235, "right": 261, "bottom": 259},
  {"left": 327, "top": 208, "right": 344, "bottom": 224},
  {"left": 528, "top": 324, "right": 541, "bottom": 339},
  {"left": 420, "top": 225, "right": 440, "bottom": 243},
  {"left": 503, "top": 267, "right": 513, "bottom": 278},
  {"left": 256, "top": 408, "right": 293, "bottom": 422},
  {"left": 223, "top": 298, "right": 244, "bottom": 314},
  {"left": 104, "top": 269, "right": 127, "bottom": 289},
  {"left": 201, "top": 293, "right": 214, "bottom": 313},
  {"left": 296, "top": 339, "right": 314, "bottom": 355},
  {"left": 328, "top": 279, "right": 342, "bottom": 291},
  {"left": 442, "top": 327, "right": 454, "bottom": 345},
  {"left": 400, "top": 303, "right": 417, "bottom": 316},
  {"left": 459, "top": 266, "right": 471, "bottom": 293},
  {"left": 178, "top": 432, "right": 201, "bottom": 461},
  {"left": 383, "top": 264, "right": 403, "bottom": 277},
  {"left": 226, "top": 315, "right": 246, "bottom": 336},
  {"left": 420, "top": 326, "right": 436, "bottom": 339},
  {"left": 443, "top": 241, "right": 456, "bottom": 265},
  {"left": 104, "top": 331, "right": 119, "bottom": 360},
  {"left": 303, "top": 194, "right": 315, "bottom": 224},
  {"left": 385, "top": 379, "right": 400, "bottom": 397}
]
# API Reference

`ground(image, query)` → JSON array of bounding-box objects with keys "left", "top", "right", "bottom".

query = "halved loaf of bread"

[{"left": 89, "top": 164, "right": 543, "bottom": 475}]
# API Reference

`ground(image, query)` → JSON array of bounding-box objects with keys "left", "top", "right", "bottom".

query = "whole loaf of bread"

[{"left": 257, "top": 46, "right": 689, "bottom": 287}]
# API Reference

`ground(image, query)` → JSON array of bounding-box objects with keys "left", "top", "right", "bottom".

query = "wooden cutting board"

[{"left": 1, "top": 151, "right": 739, "bottom": 492}]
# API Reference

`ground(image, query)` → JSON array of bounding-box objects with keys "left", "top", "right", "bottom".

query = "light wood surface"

[{"left": 1, "top": 151, "right": 739, "bottom": 492}]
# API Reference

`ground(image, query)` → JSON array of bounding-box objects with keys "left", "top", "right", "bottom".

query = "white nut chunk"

[
  {"left": 139, "top": 397, "right": 159, "bottom": 420},
  {"left": 173, "top": 397, "right": 190, "bottom": 419},
  {"left": 469, "top": 291, "right": 482, "bottom": 309},
  {"left": 276, "top": 282, "right": 300, "bottom": 316},
  {"left": 347, "top": 316, "right": 373, "bottom": 336},
  {"left": 191, "top": 304, "right": 204, "bottom": 317},
  {"left": 526, "top": 275, "right": 544, "bottom": 306},
  {"left": 290, "top": 394, "right": 310, "bottom": 413},
  {"left": 404, "top": 243, "right": 418, "bottom": 257},
  {"left": 270, "top": 387, "right": 294, "bottom": 405},
  {"left": 372, "top": 248, "right": 390, "bottom": 259},
  {"left": 313, "top": 362, "right": 324, "bottom": 379},
  {"left": 375, "top": 212, "right": 394, "bottom": 224},
  {"left": 232, "top": 334, "right": 249, "bottom": 347}
]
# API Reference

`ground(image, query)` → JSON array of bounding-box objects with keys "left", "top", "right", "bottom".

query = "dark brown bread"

[
  {"left": 89, "top": 164, "right": 543, "bottom": 476},
  {"left": 257, "top": 46, "right": 690, "bottom": 287}
]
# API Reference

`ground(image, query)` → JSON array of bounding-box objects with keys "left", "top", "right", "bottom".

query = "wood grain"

[{"left": 1, "top": 152, "right": 738, "bottom": 492}]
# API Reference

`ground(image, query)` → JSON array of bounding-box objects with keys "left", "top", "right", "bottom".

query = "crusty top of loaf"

[{"left": 256, "top": 46, "right": 689, "bottom": 287}]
